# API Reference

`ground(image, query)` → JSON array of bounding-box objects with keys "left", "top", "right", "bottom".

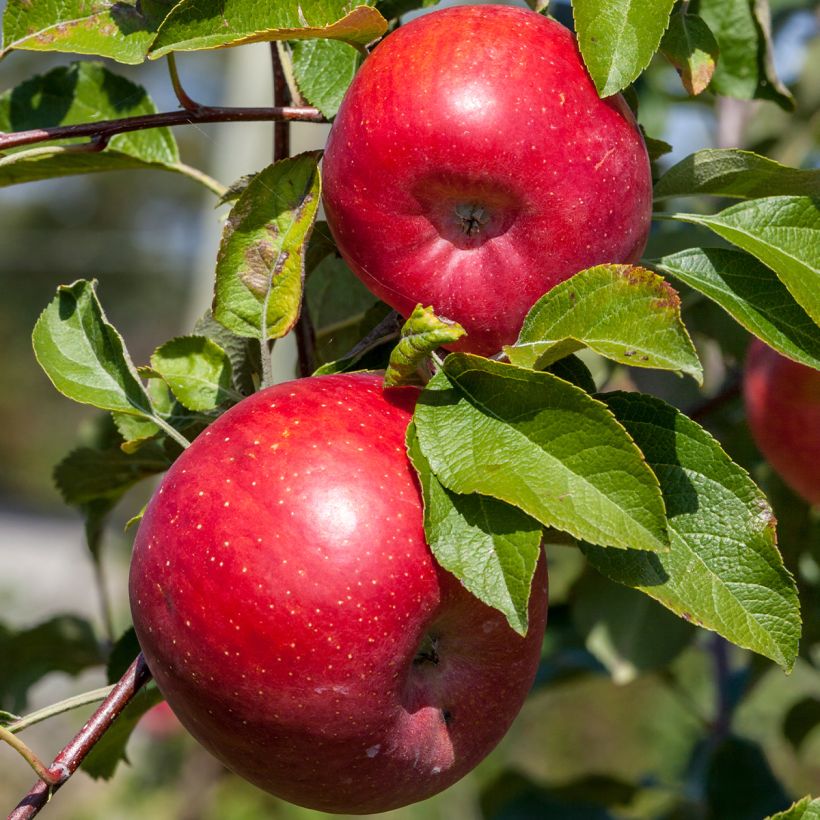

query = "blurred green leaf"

[
  {"left": 106, "top": 628, "right": 141, "bottom": 684},
  {"left": 384, "top": 305, "right": 464, "bottom": 387},
  {"left": 706, "top": 736, "right": 791, "bottom": 819},
  {"left": 149, "top": 0, "right": 387, "bottom": 58},
  {"left": 573, "top": 0, "right": 676, "bottom": 96},
  {"left": 1, "top": 0, "right": 174, "bottom": 63},
  {"left": 150, "top": 336, "right": 240, "bottom": 411},
  {"left": 408, "top": 423, "right": 542, "bottom": 635},
  {"left": 783, "top": 698, "right": 820, "bottom": 753},
  {"left": 693, "top": 0, "right": 794, "bottom": 110},
  {"left": 583, "top": 392, "right": 801, "bottom": 671},
  {"left": 54, "top": 443, "right": 169, "bottom": 507},
  {"left": 672, "top": 196, "right": 820, "bottom": 324},
  {"left": 507, "top": 264, "right": 702, "bottom": 384},
  {"left": 213, "top": 154, "right": 321, "bottom": 341},
  {"left": 81, "top": 684, "right": 164, "bottom": 779},
  {"left": 291, "top": 39, "right": 359, "bottom": 118},
  {"left": 654, "top": 149, "right": 820, "bottom": 200},
  {"left": 0, "top": 616, "right": 103, "bottom": 712},
  {"left": 657, "top": 248, "right": 820, "bottom": 369},
  {"left": 573, "top": 571, "right": 695, "bottom": 684},
  {"left": 306, "top": 254, "right": 383, "bottom": 363},
  {"left": 414, "top": 355, "right": 670, "bottom": 553},
  {"left": 660, "top": 11, "right": 719, "bottom": 95},
  {"left": 376, "top": 0, "right": 439, "bottom": 20},
  {"left": 482, "top": 770, "right": 629, "bottom": 819}
]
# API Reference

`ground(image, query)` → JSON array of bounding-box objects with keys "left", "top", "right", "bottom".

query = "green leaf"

[
  {"left": 573, "top": 0, "right": 676, "bottom": 96},
  {"left": 0, "top": 616, "right": 103, "bottom": 712},
  {"left": 54, "top": 444, "right": 169, "bottom": 507},
  {"left": 582, "top": 391, "right": 801, "bottom": 671},
  {"left": 291, "top": 39, "right": 359, "bottom": 119},
  {"left": 213, "top": 154, "right": 321, "bottom": 341},
  {"left": 149, "top": 1, "right": 387, "bottom": 58},
  {"left": 81, "top": 684, "right": 164, "bottom": 779},
  {"left": 657, "top": 248, "right": 820, "bottom": 369},
  {"left": 506, "top": 264, "right": 702, "bottom": 384},
  {"left": 307, "top": 254, "right": 382, "bottom": 364},
  {"left": 407, "top": 424, "right": 542, "bottom": 635},
  {"left": 654, "top": 149, "right": 820, "bottom": 200},
  {"left": 659, "top": 12, "right": 719, "bottom": 95},
  {"left": 0, "top": 62, "right": 208, "bottom": 189},
  {"left": 671, "top": 196, "right": 820, "bottom": 323},
  {"left": 192, "top": 311, "right": 262, "bottom": 398},
  {"left": 693, "top": 0, "right": 794, "bottom": 110},
  {"left": 1, "top": 0, "right": 174, "bottom": 64},
  {"left": 384, "top": 306, "right": 465, "bottom": 387},
  {"left": 150, "top": 336, "right": 239, "bottom": 411},
  {"left": 573, "top": 571, "right": 695, "bottom": 684},
  {"left": 32, "top": 280, "right": 155, "bottom": 419},
  {"left": 414, "top": 355, "right": 669, "bottom": 554},
  {"left": 106, "top": 628, "right": 141, "bottom": 684},
  {"left": 544, "top": 355, "right": 597, "bottom": 395},
  {"left": 768, "top": 797, "right": 820, "bottom": 820}
]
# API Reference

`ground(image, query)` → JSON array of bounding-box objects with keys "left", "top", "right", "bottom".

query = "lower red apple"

[
  {"left": 129, "top": 373, "right": 547, "bottom": 813},
  {"left": 322, "top": 5, "right": 652, "bottom": 356},
  {"left": 743, "top": 339, "right": 820, "bottom": 505}
]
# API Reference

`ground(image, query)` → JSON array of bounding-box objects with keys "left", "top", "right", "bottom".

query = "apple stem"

[{"left": 8, "top": 655, "right": 152, "bottom": 820}]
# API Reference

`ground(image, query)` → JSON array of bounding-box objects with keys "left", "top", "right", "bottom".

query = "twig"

[
  {"left": 270, "top": 42, "right": 317, "bottom": 378},
  {"left": 0, "top": 727, "right": 60, "bottom": 786},
  {"left": 0, "top": 105, "right": 326, "bottom": 152},
  {"left": 9, "top": 655, "right": 152, "bottom": 820}
]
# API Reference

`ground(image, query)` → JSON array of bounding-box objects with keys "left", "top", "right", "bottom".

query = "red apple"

[
  {"left": 743, "top": 339, "right": 820, "bottom": 506},
  {"left": 129, "top": 373, "right": 547, "bottom": 813},
  {"left": 322, "top": 5, "right": 652, "bottom": 357}
]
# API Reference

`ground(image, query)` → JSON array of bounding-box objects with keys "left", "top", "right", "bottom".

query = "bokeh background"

[{"left": 1, "top": 0, "right": 818, "bottom": 817}]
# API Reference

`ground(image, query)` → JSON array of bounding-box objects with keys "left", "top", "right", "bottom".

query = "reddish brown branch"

[
  {"left": 9, "top": 655, "right": 152, "bottom": 820},
  {"left": 0, "top": 105, "right": 326, "bottom": 152}
]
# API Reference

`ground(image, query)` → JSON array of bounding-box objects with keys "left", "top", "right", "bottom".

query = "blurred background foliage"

[{"left": 0, "top": 0, "right": 818, "bottom": 818}]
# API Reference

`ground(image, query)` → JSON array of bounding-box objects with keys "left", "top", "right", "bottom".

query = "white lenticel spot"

[{"left": 366, "top": 744, "right": 381, "bottom": 758}]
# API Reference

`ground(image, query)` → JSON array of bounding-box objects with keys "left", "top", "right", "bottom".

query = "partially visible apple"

[
  {"left": 129, "top": 373, "right": 547, "bottom": 813},
  {"left": 743, "top": 339, "right": 820, "bottom": 505},
  {"left": 322, "top": 5, "right": 652, "bottom": 357}
]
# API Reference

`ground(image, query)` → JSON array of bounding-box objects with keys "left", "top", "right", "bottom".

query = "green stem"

[
  {"left": 173, "top": 162, "right": 227, "bottom": 197},
  {"left": 260, "top": 338, "right": 275, "bottom": 389},
  {"left": 6, "top": 687, "right": 114, "bottom": 734},
  {"left": 153, "top": 416, "right": 191, "bottom": 449},
  {"left": 0, "top": 726, "right": 60, "bottom": 785}
]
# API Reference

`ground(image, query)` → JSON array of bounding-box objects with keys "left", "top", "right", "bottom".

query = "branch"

[
  {"left": 9, "top": 655, "right": 152, "bottom": 820},
  {"left": 0, "top": 105, "right": 326, "bottom": 152}
]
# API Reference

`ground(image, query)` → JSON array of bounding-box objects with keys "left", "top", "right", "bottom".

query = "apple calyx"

[
  {"left": 455, "top": 202, "right": 491, "bottom": 236},
  {"left": 413, "top": 632, "right": 441, "bottom": 666}
]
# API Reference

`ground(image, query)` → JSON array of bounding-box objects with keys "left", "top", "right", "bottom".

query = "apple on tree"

[
  {"left": 130, "top": 374, "right": 548, "bottom": 814},
  {"left": 743, "top": 339, "right": 820, "bottom": 506},
  {"left": 322, "top": 4, "right": 653, "bottom": 356}
]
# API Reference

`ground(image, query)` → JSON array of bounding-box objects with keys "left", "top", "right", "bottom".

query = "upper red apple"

[
  {"left": 129, "top": 373, "right": 547, "bottom": 813},
  {"left": 743, "top": 339, "right": 820, "bottom": 506},
  {"left": 322, "top": 5, "right": 652, "bottom": 357}
]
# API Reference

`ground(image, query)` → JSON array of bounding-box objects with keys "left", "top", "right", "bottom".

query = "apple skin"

[
  {"left": 743, "top": 339, "right": 820, "bottom": 506},
  {"left": 322, "top": 5, "right": 652, "bottom": 357},
  {"left": 129, "top": 373, "right": 547, "bottom": 814}
]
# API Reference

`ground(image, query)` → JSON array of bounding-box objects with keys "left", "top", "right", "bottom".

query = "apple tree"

[{"left": 0, "top": 0, "right": 818, "bottom": 818}]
